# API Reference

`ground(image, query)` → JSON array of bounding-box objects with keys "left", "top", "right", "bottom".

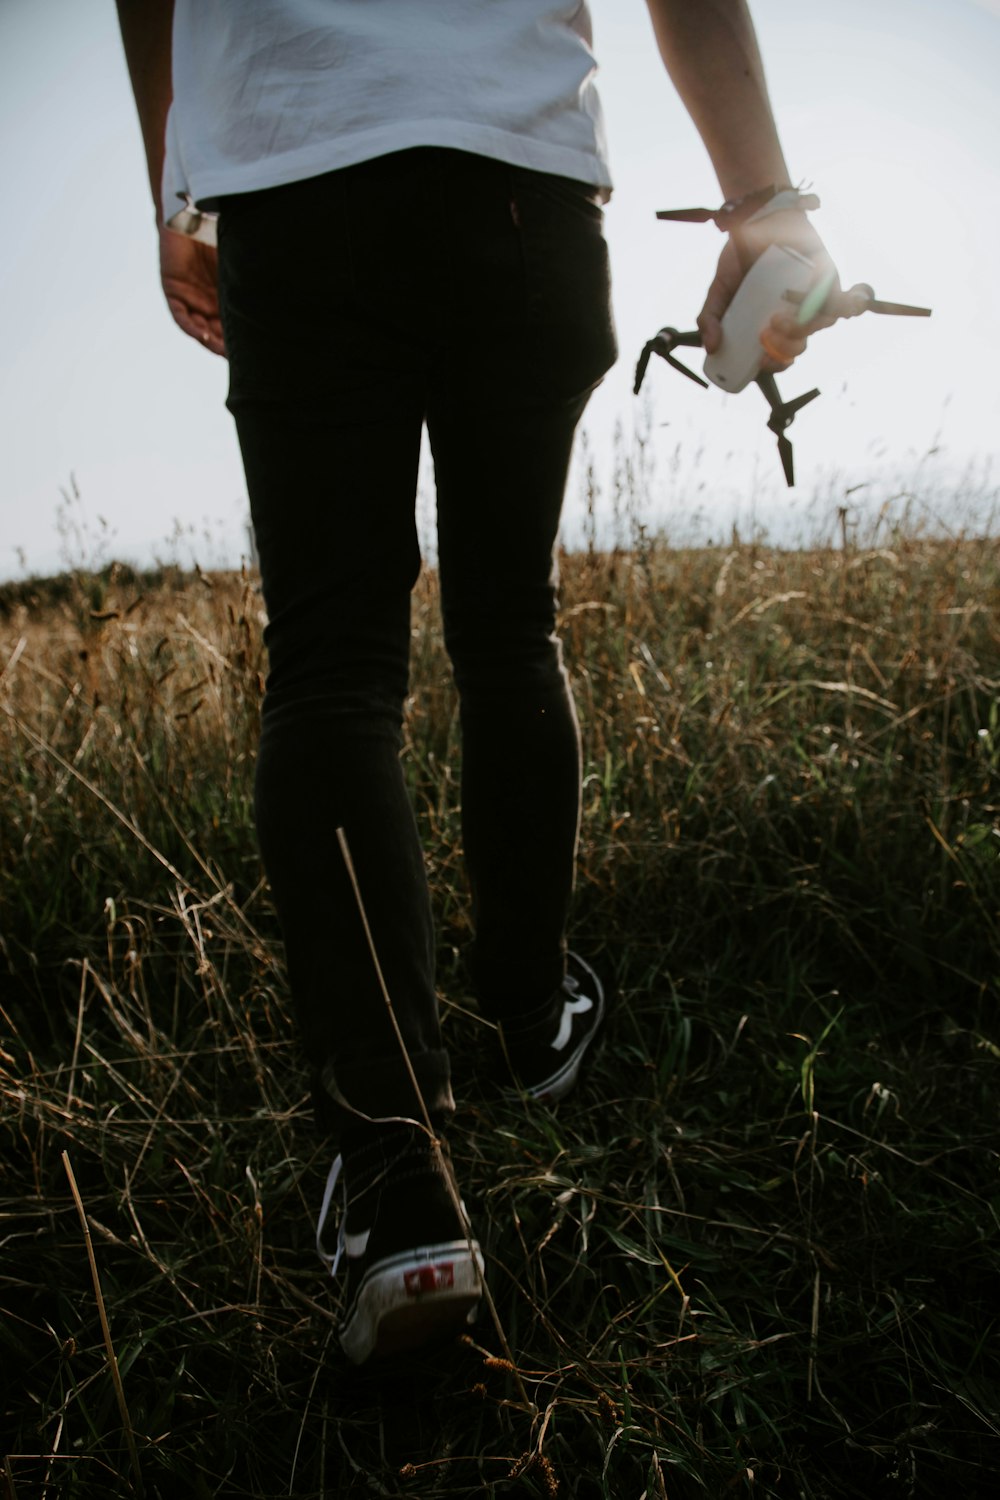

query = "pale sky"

[{"left": 2, "top": 0, "right": 998, "bottom": 580}]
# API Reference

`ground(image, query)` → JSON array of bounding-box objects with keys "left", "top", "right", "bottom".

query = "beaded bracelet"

[{"left": 718, "top": 184, "right": 819, "bottom": 230}]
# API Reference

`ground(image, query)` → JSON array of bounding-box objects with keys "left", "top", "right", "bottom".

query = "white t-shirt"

[{"left": 163, "top": 0, "right": 612, "bottom": 244}]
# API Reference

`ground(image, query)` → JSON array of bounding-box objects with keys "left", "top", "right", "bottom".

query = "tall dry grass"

[{"left": 1, "top": 533, "right": 998, "bottom": 1497}]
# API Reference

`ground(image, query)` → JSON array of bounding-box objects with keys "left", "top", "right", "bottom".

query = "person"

[{"left": 116, "top": 0, "right": 857, "bottom": 1366}]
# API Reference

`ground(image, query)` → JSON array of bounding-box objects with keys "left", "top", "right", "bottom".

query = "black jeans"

[{"left": 217, "top": 148, "right": 616, "bottom": 1132}]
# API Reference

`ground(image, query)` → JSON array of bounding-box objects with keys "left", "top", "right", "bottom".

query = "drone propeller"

[
  {"left": 756, "top": 373, "right": 820, "bottom": 488},
  {"left": 786, "top": 281, "right": 933, "bottom": 322},
  {"left": 634, "top": 328, "right": 820, "bottom": 487},
  {"left": 655, "top": 188, "right": 820, "bottom": 235},
  {"left": 655, "top": 206, "right": 731, "bottom": 228}
]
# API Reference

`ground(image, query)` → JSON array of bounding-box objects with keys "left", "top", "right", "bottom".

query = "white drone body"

[
  {"left": 703, "top": 243, "right": 819, "bottom": 393},
  {"left": 633, "top": 192, "right": 931, "bottom": 485}
]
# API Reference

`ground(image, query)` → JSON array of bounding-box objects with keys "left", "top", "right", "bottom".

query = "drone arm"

[
  {"left": 668, "top": 329, "right": 704, "bottom": 352},
  {"left": 633, "top": 328, "right": 708, "bottom": 394}
]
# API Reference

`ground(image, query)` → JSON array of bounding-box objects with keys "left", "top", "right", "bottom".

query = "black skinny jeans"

[{"left": 217, "top": 148, "right": 617, "bottom": 1132}]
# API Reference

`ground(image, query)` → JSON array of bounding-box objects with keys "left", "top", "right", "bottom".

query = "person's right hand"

[
  {"left": 697, "top": 209, "right": 867, "bottom": 374},
  {"left": 159, "top": 225, "right": 226, "bottom": 357}
]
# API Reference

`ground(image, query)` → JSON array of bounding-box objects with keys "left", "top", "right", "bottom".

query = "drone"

[{"left": 634, "top": 196, "right": 932, "bottom": 486}]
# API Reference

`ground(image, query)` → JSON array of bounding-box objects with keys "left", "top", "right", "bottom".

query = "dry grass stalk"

[{"left": 61, "top": 1151, "right": 144, "bottom": 1496}]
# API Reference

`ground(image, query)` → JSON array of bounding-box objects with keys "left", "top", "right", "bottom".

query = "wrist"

[
  {"left": 743, "top": 187, "right": 819, "bottom": 226},
  {"left": 719, "top": 185, "right": 819, "bottom": 233}
]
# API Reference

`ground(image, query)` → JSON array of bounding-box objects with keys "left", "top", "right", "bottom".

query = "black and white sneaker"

[
  {"left": 316, "top": 1125, "right": 483, "bottom": 1365},
  {"left": 500, "top": 951, "right": 606, "bottom": 1102}
]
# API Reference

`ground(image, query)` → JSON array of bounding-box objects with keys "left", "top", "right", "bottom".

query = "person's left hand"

[
  {"left": 697, "top": 209, "right": 867, "bottom": 373},
  {"left": 159, "top": 225, "right": 226, "bottom": 356}
]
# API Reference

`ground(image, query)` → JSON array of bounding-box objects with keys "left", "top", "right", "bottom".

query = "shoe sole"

[{"left": 340, "top": 1240, "right": 484, "bottom": 1365}]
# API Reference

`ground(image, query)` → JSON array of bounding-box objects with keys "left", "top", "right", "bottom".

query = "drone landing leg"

[{"left": 755, "top": 372, "right": 820, "bottom": 488}]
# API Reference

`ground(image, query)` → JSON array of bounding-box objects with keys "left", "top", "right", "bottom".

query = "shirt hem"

[{"left": 167, "top": 120, "right": 613, "bottom": 221}]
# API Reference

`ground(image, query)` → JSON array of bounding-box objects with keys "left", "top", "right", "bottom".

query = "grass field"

[{"left": 1, "top": 529, "right": 998, "bottom": 1498}]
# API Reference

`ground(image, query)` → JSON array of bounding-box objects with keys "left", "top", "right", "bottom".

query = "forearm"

[
  {"left": 116, "top": 0, "right": 175, "bottom": 223},
  {"left": 644, "top": 0, "right": 791, "bottom": 201}
]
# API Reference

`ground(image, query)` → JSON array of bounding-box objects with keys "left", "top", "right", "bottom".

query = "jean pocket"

[
  {"left": 508, "top": 170, "right": 617, "bottom": 398},
  {"left": 517, "top": 169, "right": 605, "bottom": 221}
]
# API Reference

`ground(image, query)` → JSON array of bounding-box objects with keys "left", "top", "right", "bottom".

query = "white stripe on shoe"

[
  {"left": 316, "top": 1154, "right": 345, "bottom": 1275},
  {"left": 506, "top": 953, "right": 606, "bottom": 1102},
  {"left": 551, "top": 992, "right": 594, "bottom": 1051}
]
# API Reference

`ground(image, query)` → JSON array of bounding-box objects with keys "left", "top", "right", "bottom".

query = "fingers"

[
  {"left": 758, "top": 325, "right": 802, "bottom": 370},
  {"left": 697, "top": 226, "right": 865, "bottom": 376},
  {"left": 177, "top": 306, "right": 226, "bottom": 357},
  {"left": 166, "top": 295, "right": 227, "bottom": 357},
  {"left": 820, "top": 285, "right": 871, "bottom": 321},
  {"left": 696, "top": 305, "right": 722, "bottom": 355},
  {"left": 762, "top": 282, "right": 866, "bottom": 369},
  {"left": 159, "top": 230, "right": 226, "bottom": 356},
  {"left": 700, "top": 285, "right": 805, "bottom": 371},
  {"left": 696, "top": 240, "right": 743, "bottom": 354},
  {"left": 766, "top": 308, "right": 827, "bottom": 360}
]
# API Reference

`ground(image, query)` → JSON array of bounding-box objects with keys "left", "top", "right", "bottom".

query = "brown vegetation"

[{"left": 2, "top": 534, "right": 998, "bottom": 1497}]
